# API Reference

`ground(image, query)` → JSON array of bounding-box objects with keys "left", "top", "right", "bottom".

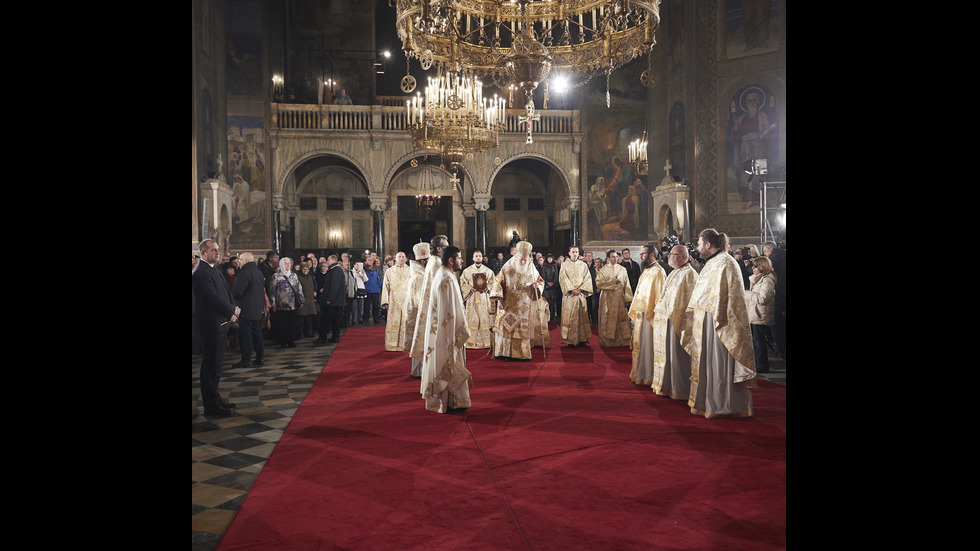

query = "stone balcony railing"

[{"left": 271, "top": 100, "right": 578, "bottom": 137}]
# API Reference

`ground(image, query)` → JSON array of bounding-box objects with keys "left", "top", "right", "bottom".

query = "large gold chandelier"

[
  {"left": 394, "top": 0, "right": 662, "bottom": 109},
  {"left": 407, "top": 70, "right": 507, "bottom": 174}
]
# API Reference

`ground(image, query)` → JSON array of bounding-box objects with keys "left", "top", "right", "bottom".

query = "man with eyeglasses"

[{"left": 650, "top": 245, "right": 698, "bottom": 401}]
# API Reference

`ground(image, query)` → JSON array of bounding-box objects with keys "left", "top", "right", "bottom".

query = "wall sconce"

[{"left": 330, "top": 230, "right": 341, "bottom": 249}]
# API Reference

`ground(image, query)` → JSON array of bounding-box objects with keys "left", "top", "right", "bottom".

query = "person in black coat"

[
  {"left": 317, "top": 254, "right": 347, "bottom": 344},
  {"left": 193, "top": 239, "right": 240, "bottom": 416},
  {"left": 620, "top": 248, "right": 641, "bottom": 295},
  {"left": 231, "top": 252, "right": 267, "bottom": 368}
]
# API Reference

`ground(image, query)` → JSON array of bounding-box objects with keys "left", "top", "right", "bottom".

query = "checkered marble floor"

[{"left": 191, "top": 321, "right": 785, "bottom": 551}]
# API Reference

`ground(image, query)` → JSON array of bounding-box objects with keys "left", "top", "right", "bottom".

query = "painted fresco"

[
  {"left": 584, "top": 108, "right": 648, "bottom": 243},
  {"left": 725, "top": 84, "right": 779, "bottom": 212},
  {"left": 227, "top": 115, "right": 268, "bottom": 244},
  {"left": 724, "top": 0, "right": 781, "bottom": 59},
  {"left": 225, "top": 0, "right": 264, "bottom": 96}
]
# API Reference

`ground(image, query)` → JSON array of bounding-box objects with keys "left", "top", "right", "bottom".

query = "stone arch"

[
  {"left": 277, "top": 148, "right": 371, "bottom": 198},
  {"left": 486, "top": 151, "right": 572, "bottom": 199},
  {"left": 383, "top": 150, "right": 475, "bottom": 200}
]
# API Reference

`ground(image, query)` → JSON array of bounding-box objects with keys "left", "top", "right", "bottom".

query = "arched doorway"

[
  {"left": 287, "top": 155, "right": 371, "bottom": 259},
  {"left": 389, "top": 157, "right": 459, "bottom": 257},
  {"left": 488, "top": 157, "right": 569, "bottom": 257}
]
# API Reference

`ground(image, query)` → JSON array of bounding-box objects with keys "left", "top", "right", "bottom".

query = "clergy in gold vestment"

[
  {"left": 651, "top": 245, "right": 697, "bottom": 400},
  {"left": 685, "top": 229, "right": 756, "bottom": 419},
  {"left": 558, "top": 245, "right": 593, "bottom": 346},
  {"left": 380, "top": 251, "right": 412, "bottom": 351},
  {"left": 627, "top": 244, "right": 666, "bottom": 385},
  {"left": 595, "top": 250, "right": 634, "bottom": 347},
  {"left": 421, "top": 246, "right": 473, "bottom": 413},
  {"left": 459, "top": 250, "right": 494, "bottom": 349},
  {"left": 409, "top": 235, "right": 448, "bottom": 374},
  {"left": 489, "top": 240, "right": 551, "bottom": 360},
  {"left": 404, "top": 242, "right": 430, "bottom": 377}
]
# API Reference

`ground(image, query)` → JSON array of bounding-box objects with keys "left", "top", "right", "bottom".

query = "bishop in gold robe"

[
  {"left": 595, "top": 250, "right": 634, "bottom": 347},
  {"left": 404, "top": 242, "right": 430, "bottom": 377},
  {"left": 685, "top": 229, "right": 756, "bottom": 419},
  {"left": 380, "top": 251, "right": 413, "bottom": 351},
  {"left": 409, "top": 235, "right": 448, "bottom": 376},
  {"left": 558, "top": 245, "right": 593, "bottom": 346},
  {"left": 651, "top": 245, "right": 698, "bottom": 400},
  {"left": 627, "top": 244, "right": 666, "bottom": 385},
  {"left": 420, "top": 246, "right": 473, "bottom": 413},
  {"left": 489, "top": 240, "right": 551, "bottom": 360},
  {"left": 458, "top": 250, "right": 494, "bottom": 349}
]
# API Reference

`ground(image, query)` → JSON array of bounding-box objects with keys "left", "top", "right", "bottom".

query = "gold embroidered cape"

[
  {"left": 652, "top": 263, "right": 697, "bottom": 393},
  {"left": 558, "top": 259, "right": 593, "bottom": 345},
  {"left": 628, "top": 264, "right": 666, "bottom": 381},
  {"left": 595, "top": 263, "right": 633, "bottom": 347},
  {"left": 420, "top": 266, "right": 472, "bottom": 413},
  {"left": 685, "top": 253, "right": 757, "bottom": 387},
  {"left": 401, "top": 260, "right": 427, "bottom": 352},
  {"left": 409, "top": 256, "right": 442, "bottom": 361},
  {"left": 459, "top": 263, "right": 494, "bottom": 349},
  {"left": 380, "top": 263, "right": 413, "bottom": 351},
  {"left": 489, "top": 258, "right": 550, "bottom": 358}
]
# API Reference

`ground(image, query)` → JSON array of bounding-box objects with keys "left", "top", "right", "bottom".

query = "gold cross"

[
  {"left": 449, "top": 171, "right": 460, "bottom": 191},
  {"left": 519, "top": 103, "right": 541, "bottom": 144}
]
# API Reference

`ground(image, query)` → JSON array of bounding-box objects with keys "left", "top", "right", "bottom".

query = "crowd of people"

[{"left": 194, "top": 232, "right": 785, "bottom": 419}]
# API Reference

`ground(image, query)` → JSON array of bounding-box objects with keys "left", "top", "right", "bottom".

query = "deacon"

[
  {"left": 459, "top": 249, "right": 494, "bottom": 349},
  {"left": 685, "top": 228, "right": 756, "bottom": 418},
  {"left": 489, "top": 240, "right": 551, "bottom": 361},
  {"left": 651, "top": 244, "right": 698, "bottom": 400},
  {"left": 380, "top": 251, "right": 412, "bottom": 351},
  {"left": 420, "top": 246, "right": 473, "bottom": 413},
  {"left": 409, "top": 235, "right": 449, "bottom": 373},
  {"left": 627, "top": 243, "right": 666, "bottom": 386},
  {"left": 558, "top": 244, "right": 593, "bottom": 347},
  {"left": 595, "top": 250, "right": 633, "bottom": 347},
  {"left": 404, "top": 242, "right": 430, "bottom": 378}
]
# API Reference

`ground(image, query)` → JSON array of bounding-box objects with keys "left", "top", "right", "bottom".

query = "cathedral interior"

[{"left": 192, "top": 0, "right": 786, "bottom": 264}]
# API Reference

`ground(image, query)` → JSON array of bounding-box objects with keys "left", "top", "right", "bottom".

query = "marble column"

[
  {"left": 473, "top": 195, "right": 491, "bottom": 256},
  {"left": 272, "top": 194, "right": 284, "bottom": 254},
  {"left": 569, "top": 194, "right": 581, "bottom": 247},
  {"left": 370, "top": 196, "right": 388, "bottom": 257}
]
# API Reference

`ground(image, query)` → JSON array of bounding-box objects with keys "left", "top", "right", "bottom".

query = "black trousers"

[
  {"left": 237, "top": 317, "right": 264, "bottom": 363},
  {"left": 327, "top": 304, "right": 344, "bottom": 339},
  {"left": 199, "top": 329, "right": 229, "bottom": 410},
  {"left": 364, "top": 292, "right": 381, "bottom": 321}
]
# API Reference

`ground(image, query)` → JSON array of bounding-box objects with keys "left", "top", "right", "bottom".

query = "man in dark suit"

[
  {"left": 620, "top": 247, "right": 641, "bottom": 295},
  {"left": 231, "top": 251, "right": 266, "bottom": 369},
  {"left": 193, "top": 239, "right": 241, "bottom": 416},
  {"left": 317, "top": 254, "right": 347, "bottom": 344}
]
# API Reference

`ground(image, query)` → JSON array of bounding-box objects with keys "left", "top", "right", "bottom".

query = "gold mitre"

[
  {"left": 516, "top": 241, "right": 533, "bottom": 259},
  {"left": 413, "top": 242, "right": 430, "bottom": 259}
]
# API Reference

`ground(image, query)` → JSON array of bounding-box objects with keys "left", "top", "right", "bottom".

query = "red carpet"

[{"left": 217, "top": 323, "right": 786, "bottom": 551}]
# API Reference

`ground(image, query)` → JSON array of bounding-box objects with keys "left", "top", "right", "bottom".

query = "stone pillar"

[
  {"left": 272, "top": 194, "right": 284, "bottom": 253},
  {"left": 370, "top": 196, "right": 388, "bottom": 257},
  {"left": 473, "top": 195, "right": 491, "bottom": 256},
  {"left": 568, "top": 194, "right": 581, "bottom": 247}
]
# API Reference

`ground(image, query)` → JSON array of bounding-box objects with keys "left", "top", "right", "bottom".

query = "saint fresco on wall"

[
  {"left": 725, "top": 84, "right": 779, "bottom": 212},
  {"left": 227, "top": 115, "right": 268, "bottom": 246},
  {"left": 584, "top": 108, "right": 649, "bottom": 243},
  {"left": 724, "top": 0, "right": 781, "bottom": 59}
]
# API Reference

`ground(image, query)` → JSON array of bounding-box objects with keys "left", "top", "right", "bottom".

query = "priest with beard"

[
  {"left": 684, "top": 229, "right": 756, "bottom": 418},
  {"left": 489, "top": 240, "right": 551, "bottom": 361},
  {"left": 459, "top": 249, "right": 494, "bottom": 349},
  {"left": 651, "top": 244, "right": 698, "bottom": 401},
  {"left": 420, "top": 246, "right": 473, "bottom": 413},
  {"left": 627, "top": 243, "right": 667, "bottom": 386},
  {"left": 595, "top": 250, "right": 633, "bottom": 347}
]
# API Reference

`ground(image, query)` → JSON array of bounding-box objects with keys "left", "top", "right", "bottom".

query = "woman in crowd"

[
  {"left": 267, "top": 256, "right": 304, "bottom": 348},
  {"left": 351, "top": 260, "right": 368, "bottom": 325},
  {"left": 744, "top": 255, "right": 776, "bottom": 373},
  {"left": 296, "top": 261, "right": 319, "bottom": 339}
]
